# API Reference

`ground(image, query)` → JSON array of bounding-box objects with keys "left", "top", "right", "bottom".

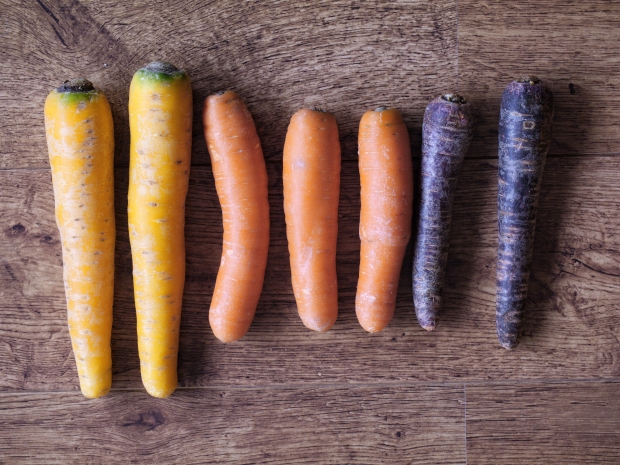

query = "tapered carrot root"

[
  {"left": 128, "top": 62, "right": 192, "bottom": 397},
  {"left": 413, "top": 94, "right": 475, "bottom": 331},
  {"left": 44, "top": 79, "right": 115, "bottom": 398},
  {"left": 496, "top": 76, "right": 553, "bottom": 349},
  {"left": 356, "top": 108, "right": 413, "bottom": 332},
  {"left": 283, "top": 109, "right": 341, "bottom": 332},
  {"left": 203, "top": 91, "right": 270, "bottom": 343}
]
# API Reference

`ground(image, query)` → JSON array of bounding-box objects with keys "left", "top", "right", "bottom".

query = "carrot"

[
  {"left": 202, "top": 91, "right": 270, "bottom": 343},
  {"left": 413, "top": 94, "right": 475, "bottom": 330},
  {"left": 128, "top": 62, "right": 192, "bottom": 397},
  {"left": 283, "top": 108, "right": 341, "bottom": 332},
  {"left": 497, "top": 76, "right": 553, "bottom": 349},
  {"left": 356, "top": 107, "right": 413, "bottom": 332},
  {"left": 44, "top": 79, "right": 115, "bottom": 398}
]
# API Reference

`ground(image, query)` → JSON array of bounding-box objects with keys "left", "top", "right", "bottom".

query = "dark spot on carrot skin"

[
  {"left": 176, "top": 160, "right": 183, "bottom": 164},
  {"left": 413, "top": 95, "right": 475, "bottom": 330},
  {"left": 497, "top": 79, "right": 553, "bottom": 349},
  {"left": 523, "top": 121, "right": 536, "bottom": 130}
]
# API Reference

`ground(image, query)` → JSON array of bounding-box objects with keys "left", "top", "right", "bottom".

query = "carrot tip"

[
  {"left": 417, "top": 315, "right": 436, "bottom": 331},
  {"left": 213, "top": 90, "right": 227, "bottom": 96},
  {"left": 374, "top": 106, "right": 389, "bottom": 112},
  {"left": 499, "top": 340, "right": 519, "bottom": 350},
  {"left": 80, "top": 386, "right": 111, "bottom": 399},
  {"left": 359, "top": 321, "right": 389, "bottom": 333},
  {"left": 301, "top": 317, "right": 336, "bottom": 333},
  {"left": 213, "top": 333, "right": 243, "bottom": 344}
]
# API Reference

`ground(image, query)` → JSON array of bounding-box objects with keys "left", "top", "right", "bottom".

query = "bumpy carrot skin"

[
  {"left": 203, "top": 91, "right": 270, "bottom": 343},
  {"left": 356, "top": 108, "right": 413, "bottom": 332},
  {"left": 44, "top": 79, "right": 115, "bottom": 398},
  {"left": 283, "top": 109, "right": 341, "bottom": 332},
  {"left": 497, "top": 76, "right": 553, "bottom": 349},
  {"left": 128, "top": 62, "right": 192, "bottom": 397},
  {"left": 413, "top": 94, "right": 475, "bottom": 331}
]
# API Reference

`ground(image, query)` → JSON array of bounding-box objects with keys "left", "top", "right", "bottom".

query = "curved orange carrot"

[
  {"left": 203, "top": 91, "right": 270, "bottom": 343},
  {"left": 283, "top": 108, "right": 341, "bottom": 332},
  {"left": 356, "top": 108, "right": 413, "bottom": 332},
  {"left": 128, "top": 62, "right": 192, "bottom": 398},
  {"left": 44, "top": 79, "right": 115, "bottom": 398}
]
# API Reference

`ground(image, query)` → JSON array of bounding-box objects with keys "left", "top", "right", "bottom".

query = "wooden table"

[{"left": 2, "top": 1, "right": 620, "bottom": 463}]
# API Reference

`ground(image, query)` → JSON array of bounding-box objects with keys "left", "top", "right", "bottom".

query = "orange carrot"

[
  {"left": 202, "top": 91, "right": 270, "bottom": 343},
  {"left": 283, "top": 108, "right": 341, "bottom": 332},
  {"left": 44, "top": 79, "right": 115, "bottom": 398},
  {"left": 356, "top": 108, "right": 413, "bottom": 332}
]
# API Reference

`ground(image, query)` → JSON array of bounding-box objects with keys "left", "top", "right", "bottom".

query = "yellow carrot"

[
  {"left": 128, "top": 62, "right": 192, "bottom": 398},
  {"left": 44, "top": 79, "right": 115, "bottom": 399}
]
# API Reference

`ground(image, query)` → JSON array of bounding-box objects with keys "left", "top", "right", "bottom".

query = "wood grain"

[
  {"left": 0, "top": 386, "right": 465, "bottom": 464},
  {"left": 466, "top": 381, "right": 620, "bottom": 464},
  {"left": 0, "top": 0, "right": 457, "bottom": 169},
  {"left": 459, "top": 0, "right": 620, "bottom": 157},
  {"left": 2, "top": 0, "right": 620, "bottom": 460},
  {"left": 2, "top": 156, "right": 620, "bottom": 391}
]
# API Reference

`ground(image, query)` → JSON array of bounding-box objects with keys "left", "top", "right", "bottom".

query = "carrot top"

[
  {"left": 57, "top": 78, "right": 95, "bottom": 93},
  {"left": 53, "top": 78, "right": 100, "bottom": 104},
  {"left": 441, "top": 93, "right": 467, "bottom": 104},
  {"left": 134, "top": 61, "right": 188, "bottom": 84}
]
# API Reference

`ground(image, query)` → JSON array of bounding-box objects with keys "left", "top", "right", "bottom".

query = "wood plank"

[
  {"left": 458, "top": 0, "right": 620, "bottom": 157},
  {"left": 0, "top": 0, "right": 457, "bottom": 169},
  {"left": 0, "top": 386, "right": 465, "bottom": 464},
  {"left": 466, "top": 381, "right": 620, "bottom": 464},
  {"left": 2, "top": 156, "right": 620, "bottom": 391}
]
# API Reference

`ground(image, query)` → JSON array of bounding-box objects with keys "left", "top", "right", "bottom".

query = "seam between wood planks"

[
  {"left": 2, "top": 378, "right": 620, "bottom": 397},
  {"left": 464, "top": 383, "right": 468, "bottom": 465},
  {"left": 456, "top": 0, "right": 459, "bottom": 92}
]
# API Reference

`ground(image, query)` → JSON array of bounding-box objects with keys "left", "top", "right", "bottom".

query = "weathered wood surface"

[
  {"left": 466, "top": 381, "right": 620, "bottom": 464},
  {"left": 2, "top": 0, "right": 620, "bottom": 462},
  {"left": 1, "top": 0, "right": 457, "bottom": 168},
  {"left": 459, "top": 0, "right": 620, "bottom": 157},
  {"left": 2, "top": 157, "right": 619, "bottom": 391},
  {"left": 0, "top": 386, "right": 466, "bottom": 464}
]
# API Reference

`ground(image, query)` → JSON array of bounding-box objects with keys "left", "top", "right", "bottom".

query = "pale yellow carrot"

[
  {"left": 128, "top": 62, "right": 192, "bottom": 398},
  {"left": 44, "top": 79, "right": 115, "bottom": 399}
]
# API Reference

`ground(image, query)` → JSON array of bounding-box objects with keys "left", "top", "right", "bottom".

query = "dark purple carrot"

[
  {"left": 413, "top": 94, "right": 475, "bottom": 330},
  {"left": 497, "top": 76, "right": 553, "bottom": 349}
]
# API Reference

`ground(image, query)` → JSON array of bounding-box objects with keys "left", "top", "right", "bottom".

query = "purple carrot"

[
  {"left": 413, "top": 94, "right": 475, "bottom": 330},
  {"left": 497, "top": 76, "right": 554, "bottom": 349}
]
